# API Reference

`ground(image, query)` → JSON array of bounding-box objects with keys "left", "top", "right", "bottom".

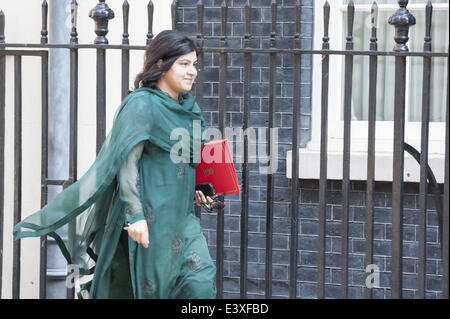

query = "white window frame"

[{"left": 287, "top": 1, "right": 448, "bottom": 184}]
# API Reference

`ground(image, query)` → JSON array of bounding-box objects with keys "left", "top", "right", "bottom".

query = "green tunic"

[{"left": 13, "top": 87, "right": 216, "bottom": 299}]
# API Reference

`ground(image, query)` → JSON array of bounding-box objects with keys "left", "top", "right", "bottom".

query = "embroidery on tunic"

[
  {"left": 136, "top": 174, "right": 140, "bottom": 194},
  {"left": 176, "top": 163, "right": 185, "bottom": 181},
  {"left": 172, "top": 233, "right": 183, "bottom": 253},
  {"left": 144, "top": 204, "right": 155, "bottom": 225},
  {"left": 145, "top": 142, "right": 158, "bottom": 153},
  {"left": 187, "top": 251, "right": 202, "bottom": 271},
  {"left": 142, "top": 278, "right": 156, "bottom": 298}
]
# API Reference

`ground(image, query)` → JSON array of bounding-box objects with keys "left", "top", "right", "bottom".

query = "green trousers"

[{"left": 108, "top": 212, "right": 216, "bottom": 299}]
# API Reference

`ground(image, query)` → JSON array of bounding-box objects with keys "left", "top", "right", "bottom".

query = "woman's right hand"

[{"left": 126, "top": 219, "right": 149, "bottom": 248}]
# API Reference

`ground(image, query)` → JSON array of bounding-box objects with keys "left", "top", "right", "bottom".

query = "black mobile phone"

[{"left": 195, "top": 182, "right": 216, "bottom": 197}]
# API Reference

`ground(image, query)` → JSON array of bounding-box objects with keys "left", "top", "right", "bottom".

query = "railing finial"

[
  {"left": 196, "top": 0, "right": 204, "bottom": 49},
  {"left": 244, "top": 0, "right": 251, "bottom": 41},
  {"left": 147, "top": 1, "right": 154, "bottom": 44},
  {"left": 323, "top": 1, "right": 330, "bottom": 50},
  {"left": 424, "top": 1, "right": 432, "bottom": 52},
  {"left": 89, "top": 0, "right": 115, "bottom": 45},
  {"left": 171, "top": 0, "right": 178, "bottom": 30},
  {"left": 388, "top": 0, "right": 416, "bottom": 52},
  {"left": 0, "top": 10, "right": 5, "bottom": 44},
  {"left": 221, "top": 0, "right": 228, "bottom": 41},
  {"left": 346, "top": 1, "right": 354, "bottom": 50},
  {"left": 370, "top": 1, "right": 378, "bottom": 50},
  {"left": 122, "top": 0, "right": 129, "bottom": 45},
  {"left": 41, "top": 0, "right": 48, "bottom": 44},
  {"left": 270, "top": 0, "right": 277, "bottom": 39},
  {"left": 70, "top": 0, "right": 79, "bottom": 44},
  {"left": 295, "top": 0, "right": 301, "bottom": 38}
]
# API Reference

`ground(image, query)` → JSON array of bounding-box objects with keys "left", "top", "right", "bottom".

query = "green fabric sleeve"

[
  {"left": 118, "top": 140, "right": 146, "bottom": 224},
  {"left": 126, "top": 211, "right": 146, "bottom": 225}
]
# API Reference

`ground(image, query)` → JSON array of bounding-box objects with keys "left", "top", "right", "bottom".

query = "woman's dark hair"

[{"left": 133, "top": 30, "right": 200, "bottom": 90}]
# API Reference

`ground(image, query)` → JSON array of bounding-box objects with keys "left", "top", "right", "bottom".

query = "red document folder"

[{"left": 195, "top": 139, "right": 240, "bottom": 195}]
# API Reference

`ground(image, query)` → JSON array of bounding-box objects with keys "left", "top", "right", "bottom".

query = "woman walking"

[{"left": 14, "top": 30, "right": 217, "bottom": 299}]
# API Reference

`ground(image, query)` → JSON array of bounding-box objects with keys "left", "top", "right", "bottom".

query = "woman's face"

[{"left": 157, "top": 51, "right": 198, "bottom": 100}]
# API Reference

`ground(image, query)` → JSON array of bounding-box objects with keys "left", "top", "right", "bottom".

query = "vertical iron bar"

[
  {"left": 288, "top": 0, "right": 302, "bottom": 300},
  {"left": 365, "top": 1, "right": 378, "bottom": 300},
  {"left": 41, "top": 0, "right": 48, "bottom": 44},
  {"left": 89, "top": 1, "right": 114, "bottom": 154},
  {"left": 122, "top": 0, "right": 130, "bottom": 99},
  {"left": 0, "top": 9, "right": 5, "bottom": 300},
  {"left": 67, "top": 1, "right": 79, "bottom": 299},
  {"left": 218, "top": 0, "right": 227, "bottom": 134},
  {"left": 216, "top": 0, "right": 227, "bottom": 300},
  {"left": 89, "top": 0, "right": 114, "bottom": 46},
  {"left": 193, "top": 0, "right": 204, "bottom": 239},
  {"left": 195, "top": 0, "right": 204, "bottom": 109},
  {"left": 13, "top": 55, "right": 22, "bottom": 299},
  {"left": 240, "top": 0, "right": 251, "bottom": 299},
  {"left": 96, "top": 48, "right": 106, "bottom": 154},
  {"left": 147, "top": 1, "right": 154, "bottom": 45},
  {"left": 418, "top": 1, "right": 432, "bottom": 299},
  {"left": 388, "top": 1, "right": 415, "bottom": 299},
  {"left": 391, "top": 54, "right": 406, "bottom": 300},
  {"left": 341, "top": 0, "right": 354, "bottom": 299},
  {"left": 443, "top": 45, "right": 449, "bottom": 299},
  {"left": 39, "top": 52, "right": 49, "bottom": 300},
  {"left": 70, "top": 0, "right": 78, "bottom": 45},
  {"left": 0, "top": 10, "right": 4, "bottom": 44},
  {"left": 266, "top": 0, "right": 278, "bottom": 299},
  {"left": 318, "top": 1, "right": 330, "bottom": 300}
]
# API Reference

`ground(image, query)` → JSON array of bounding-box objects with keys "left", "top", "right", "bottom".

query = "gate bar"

[
  {"left": 266, "top": 0, "right": 277, "bottom": 299},
  {"left": 12, "top": 55, "right": 22, "bottom": 299},
  {"left": 443, "top": 46, "right": 449, "bottom": 299},
  {"left": 418, "top": 1, "right": 433, "bottom": 299},
  {"left": 240, "top": 0, "right": 251, "bottom": 299},
  {"left": 216, "top": 0, "right": 227, "bottom": 299},
  {"left": 364, "top": 1, "right": 378, "bottom": 300},
  {"left": 39, "top": 52, "right": 49, "bottom": 299},
  {"left": 389, "top": 1, "right": 415, "bottom": 299},
  {"left": 341, "top": 1, "right": 354, "bottom": 299},
  {"left": 122, "top": 0, "right": 130, "bottom": 100},
  {"left": 318, "top": 0, "right": 330, "bottom": 300}
]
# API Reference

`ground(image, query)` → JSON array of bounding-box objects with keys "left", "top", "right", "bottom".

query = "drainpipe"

[{"left": 45, "top": 0, "right": 71, "bottom": 299}]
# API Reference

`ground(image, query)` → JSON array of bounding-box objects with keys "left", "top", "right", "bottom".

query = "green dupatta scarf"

[{"left": 13, "top": 87, "right": 206, "bottom": 293}]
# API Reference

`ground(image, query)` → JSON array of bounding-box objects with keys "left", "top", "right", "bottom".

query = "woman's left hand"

[{"left": 194, "top": 190, "right": 214, "bottom": 207}]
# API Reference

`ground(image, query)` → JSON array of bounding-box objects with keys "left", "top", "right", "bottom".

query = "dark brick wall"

[{"left": 175, "top": 0, "right": 443, "bottom": 299}]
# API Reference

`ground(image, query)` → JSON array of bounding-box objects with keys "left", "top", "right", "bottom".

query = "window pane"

[
  {"left": 408, "top": 9, "right": 449, "bottom": 122},
  {"left": 341, "top": 9, "right": 396, "bottom": 121},
  {"left": 341, "top": 6, "right": 448, "bottom": 122}
]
